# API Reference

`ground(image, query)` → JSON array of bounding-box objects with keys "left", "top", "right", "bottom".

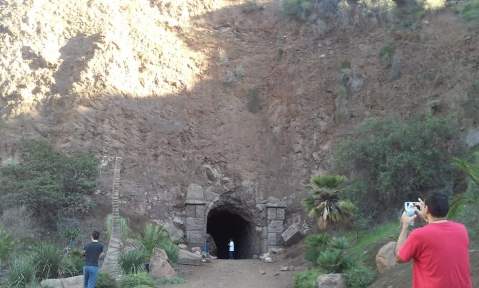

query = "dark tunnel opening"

[{"left": 206, "top": 208, "right": 255, "bottom": 259}]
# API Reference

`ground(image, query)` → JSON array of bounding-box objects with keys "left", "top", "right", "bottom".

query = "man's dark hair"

[
  {"left": 426, "top": 192, "right": 449, "bottom": 218},
  {"left": 91, "top": 230, "right": 100, "bottom": 240}
]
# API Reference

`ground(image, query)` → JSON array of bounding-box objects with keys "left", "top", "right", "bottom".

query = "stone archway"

[
  {"left": 206, "top": 204, "right": 257, "bottom": 259},
  {"left": 183, "top": 184, "right": 286, "bottom": 256}
]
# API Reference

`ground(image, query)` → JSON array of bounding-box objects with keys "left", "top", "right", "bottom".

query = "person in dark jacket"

[{"left": 83, "top": 231, "right": 104, "bottom": 288}]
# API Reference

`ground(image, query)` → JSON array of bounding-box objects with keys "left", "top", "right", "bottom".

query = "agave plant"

[
  {"left": 303, "top": 175, "right": 356, "bottom": 230},
  {"left": 453, "top": 152, "right": 479, "bottom": 186}
]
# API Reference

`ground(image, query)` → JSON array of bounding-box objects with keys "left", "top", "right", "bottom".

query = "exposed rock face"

[
  {"left": 1, "top": 0, "right": 478, "bottom": 232},
  {"left": 149, "top": 248, "right": 177, "bottom": 278},
  {"left": 316, "top": 273, "right": 345, "bottom": 288},
  {"left": 376, "top": 241, "right": 398, "bottom": 273},
  {"left": 40, "top": 275, "right": 83, "bottom": 288}
]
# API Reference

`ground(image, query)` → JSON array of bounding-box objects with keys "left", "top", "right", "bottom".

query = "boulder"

[
  {"left": 178, "top": 248, "right": 202, "bottom": 266},
  {"left": 466, "top": 129, "right": 479, "bottom": 147},
  {"left": 163, "top": 221, "right": 184, "bottom": 242},
  {"left": 149, "top": 248, "right": 176, "bottom": 279},
  {"left": 41, "top": 275, "right": 83, "bottom": 288},
  {"left": 316, "top": 273, "right": 345, "bottom": 288},
  {"left": 376, "top": 241, "right": 397, "bottom": 273}
]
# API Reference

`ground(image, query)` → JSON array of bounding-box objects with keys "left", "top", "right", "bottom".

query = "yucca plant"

[
  {"left": 31, "top": 243, "right": 62, "bottom": 280},
  {"left": 119, "top": 249, "right": 147, "bottom": 274},
  {"left": 303, "top": 175, "right": 356, "bottom": 230},
  {"left": 304, "top": 233, "right": 331, "bottom": 264},
  {"left": 317, "top": 247, "right": 352, "bottom": 273},
  {"left": 7, "top": 255, "right": 36, "bottom": 287},
  {"left": 138, "top": 223, "right": 178, "bottom": 263}
]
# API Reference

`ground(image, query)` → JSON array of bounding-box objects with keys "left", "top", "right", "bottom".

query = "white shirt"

[{"left": 228, "top": 240, "right": 235, "bottom": 252}]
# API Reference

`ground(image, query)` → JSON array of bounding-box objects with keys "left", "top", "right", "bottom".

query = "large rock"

[
  {"left": 376, "top": 241, "right": 397, "bottom": 273},
  {"left": 178, "top": 248, "right": 202, "bottom": 266},
  {"left": 317, "top": 273, "right": 345, "bottom": 288},
  {"left": 149, "top": 248, "right": 176, "bottom": 279},
  {"left": 466, "top": 129, "right": 479, "bottom": 148},
  {"left": 41, "top": 275, "right": 83, "bottom": 288},
  {"left": 163, "top": 221, "right": 184, "bottom": 242}
]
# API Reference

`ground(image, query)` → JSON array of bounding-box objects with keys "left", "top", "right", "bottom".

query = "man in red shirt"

[{"left": 395, "top": 192, "right": 472, "bottom": 288}]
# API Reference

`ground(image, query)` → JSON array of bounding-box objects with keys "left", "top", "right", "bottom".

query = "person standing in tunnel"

[{"left": 228, "top": 239, "right": 235, "bottom": 259}]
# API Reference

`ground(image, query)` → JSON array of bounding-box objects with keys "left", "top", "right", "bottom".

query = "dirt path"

[{"left": 167, "top": 260, "right": 295, "bottom": 288}]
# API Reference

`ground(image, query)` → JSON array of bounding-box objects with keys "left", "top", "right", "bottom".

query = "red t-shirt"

[{"left": 398, "top": 221, "right": 472, "bottom": 288}]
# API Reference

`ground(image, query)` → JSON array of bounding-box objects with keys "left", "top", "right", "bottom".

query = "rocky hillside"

[{"left": 1, "top": 0, "right": 478, "bottom": 227}]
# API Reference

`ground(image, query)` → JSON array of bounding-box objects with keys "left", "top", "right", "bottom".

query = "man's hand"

[{"left": 400, "top": 211, "right": 416, "bottom": 228}]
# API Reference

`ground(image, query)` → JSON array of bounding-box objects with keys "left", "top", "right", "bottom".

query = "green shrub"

[
  {"left": 317, "top": 248, "right": 352, "bottom": 273},
  {"left": 282, "top": 0, "right": 314, "bottom": 20},
  {"left": 0, "top": 225, "right": 15, "bottom": 264},
  {"left": 461, "top": 0, "right": 479, "bottom": 23},
  {"left": 97, "top": 272, "right": 119, "bottom": 288},
  {"left": 344, "top": 264, "right": 376, "bottom": 288},
  {"left": 139, "top": 223, "right": 178, "bottom": 263},
  {"left": 304, "top": 234, "right": 331, "bottom": 264},
  {"left": 462, "top": 81, "right": 479, "bottom": 125},
  {"left": 7, "top": 256, "right": 36, "bottom": 288},
  {"left": 379, "top": 43, "right": 395, "bottom": 68},
  {"left": 335, "top": 116, "right": 463, "bottom": 217},
  {"left": 293, "top": 268, "right": 321, "bottom": 288},
  {"left": 156, "top": 276, "right": 186, "bottom": 285},
  {"left": 32, "top": 243, "right": 62, "bottom": 280},
  {"left": 0, "top": 140, "right": 98, "bottom": 224},
  {"left": 119, "top": 272, "right": 155, "bottom": 288},
  {"left": 59, "top": 249, "right": 84, "bottom": 277},
  {"left": 119, "top": 249, "right": 147, "bottom": 274}
]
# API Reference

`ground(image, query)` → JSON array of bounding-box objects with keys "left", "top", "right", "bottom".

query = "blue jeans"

[{"left": 84, "top": 266, "right": 99, "bottom": 288}]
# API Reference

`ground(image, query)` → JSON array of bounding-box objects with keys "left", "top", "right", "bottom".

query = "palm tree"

[
  {"left": 101, "top": 157, "right": 122, "bottom": 279},
  {"left": 303, "top": 175, "right": 355, "bottom": 230}
]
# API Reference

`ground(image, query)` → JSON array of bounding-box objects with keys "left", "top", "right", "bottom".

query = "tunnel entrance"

[{"left": 207, "top": 207, "right": 255, "bottom": 259}]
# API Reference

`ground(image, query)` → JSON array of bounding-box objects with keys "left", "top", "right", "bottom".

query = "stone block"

[
  {"left": 268, "top": 220, "right": 284, "bottom": 233},
  {"left": 186, "top": 217, "right": 204, "bottom": 230},
  {"left": 186, "top": 205, "right": 196, "bottom": 217},
  {"left": 281, "top": 223, "right": 302, "bottom": 245},
  {"left": 186, "top": 230, "right": 204, "bottom": 244},
  {"left": 276, "top": 208, "right": 285, "bottom": 219},
  {"left": 196, "top": 204, "right": 206, "bottom": 217},
  {"left": 186, "top": 184, "right": 204, "bottom": 201},
  {"left": 267, "top": 208, "right": 276, "bottom": 220},
  {"left": 268, "top": 233, "right": 277, "bottom": 245}
]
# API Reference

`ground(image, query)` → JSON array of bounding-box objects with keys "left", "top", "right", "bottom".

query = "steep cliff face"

[{"left": 1, "top": 0, "right": 478, "bottom": 225}]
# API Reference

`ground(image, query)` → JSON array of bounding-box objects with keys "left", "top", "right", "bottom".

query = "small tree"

[{"left": 303, "top": 175, "right": 356, "bottom": 230}]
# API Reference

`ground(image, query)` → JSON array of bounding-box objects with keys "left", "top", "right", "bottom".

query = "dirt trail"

[{"left": 168, "top": 260, "right": 295, "bottom": 288}]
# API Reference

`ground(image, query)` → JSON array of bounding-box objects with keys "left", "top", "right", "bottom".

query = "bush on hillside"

[
  {"left": 293, "top": 268, "right": 322, "bottom": 288},
  {"left": 282, "top": 0, "right": 315, "bottom": 20},
  {"left": 0, "top": 225, "right": 15, "bottom": 264},
  {"left": 7, "top": 255, "right": 36, "bottom": 288},
  {"left": 461, "top": 0, "right": 479, "bottom": 23},
  {"left": 344, "top": 263, "right": 377, "bottom": 288},
  {"left": 119, "top": 272, "right": 155, "bottom": 288},
  {"left": 0, "top": 140, "right": 98, "bottom": 224},
  {"left": 335, "top": 116, "right": 463, "bottom": 217},
  {"left": 97, "top": 272, "right": 119, "bottom": 288},
  {"left": 304, "top": 233, "right": 331, "bottom": 264},
  {"left": 156, "top": 276, "right": 186, "bottom": 285},
  {"left": 59, "top": 249, "right": 84, "bottom": 277}
]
